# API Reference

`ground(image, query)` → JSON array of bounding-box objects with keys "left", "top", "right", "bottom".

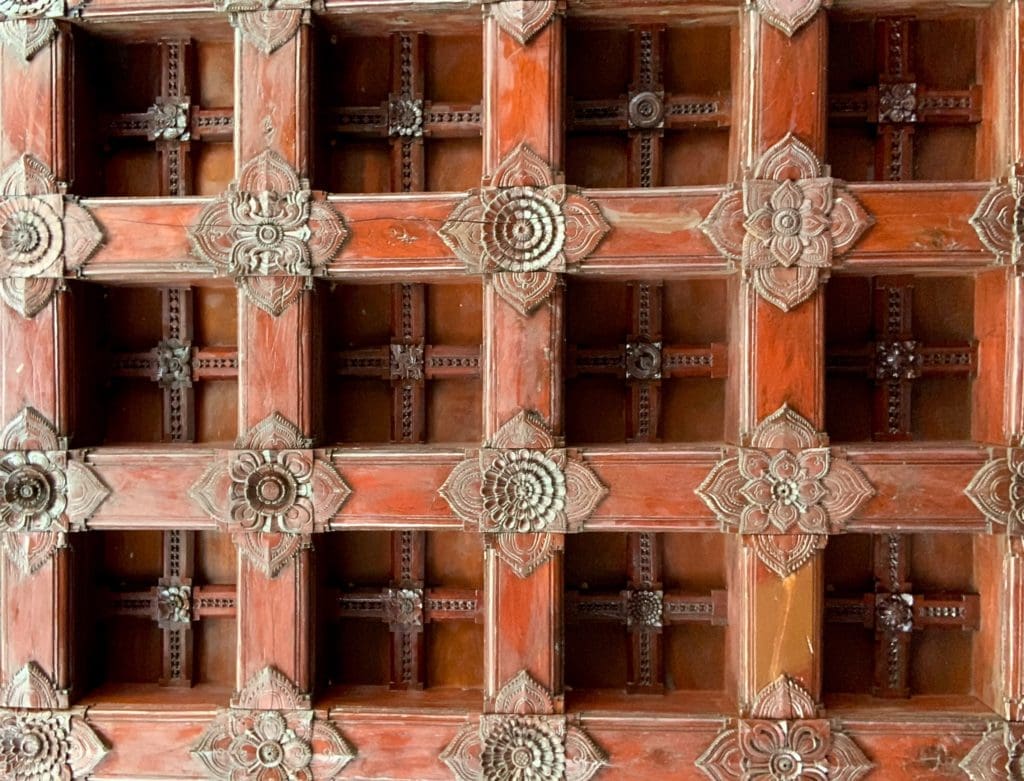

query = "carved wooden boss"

[{"left": 0, "top": 0, "right": 1022, "bottom": 779}]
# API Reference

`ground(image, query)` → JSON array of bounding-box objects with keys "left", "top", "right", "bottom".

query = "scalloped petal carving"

[
  {"left": 0, "top": 17, "right": 57, "bottom": 62},
  {"left": 189, "top": 458, "right": 231, "bottom": 520},
  {"left": 966, "top": 453, "right": 1020, "bottom": 533},
  {"left": 61, "top": 199, "right": 104, "bottom": 272},
  {"left": 562, "top": 191, "right": 611, "bottom": 264},
  {"left": 695, "top": 726, "right": 742, "bottom": 781},
  {"left": 492, "top": 142, "right": 554, "bottom": 188},
  {"left": 970, "top": 181, "right": 1015, "bottom": 264},
  {"left": 492, "top": 270, "right": 560, "bottom": 316},
  {"left": 0, "top": 276, "right": 57, "bottom": 317},
  {"left": 1, "top": 405, "right": 59, "bottom": 449},
  {"left": 438, "top": 196, "right": 486, "bottom": 273},
  {"left": 0, "top": 154, "right": 57, "bottom": 196},
  {"left": 487, "top": 0, "right": 557, "bottom": 46},
  {"left": 563, "top": 457, "right": 609, "bottom": 530},
  {"left": 749, "top": 674, "right": 818, "bottom": 719},
  {"left": 826, "top": 731, "right": 875, "bottom": 781},
  {"left": 696, "top": 455, "right": 745, "bottom": 528},
  {"left": 67, "top": 714, "right": 110, "bottom": 778},
  {"left": 494, "top": 670, "right": 554, "bottom": 715},
  {"left": 959, "top": 722, "right": 1020, "bottom": 781},
  {"left": 748, "top": 404, "right": 821, "bottom": 449},
  {"left": 831, "top": 190, "right": 874, "bottom": 255},
  {"left": 439, "top": 457, "right": 484, "bottom": 527},
  {"left": 310, "top": 458, "right": 351, "bottom": 527},
  {"left": 240, "top": 275, "right": 305, "bottom": 317},
  {"left": 749, "top": 266, "right": 822, "bottom": 312},
  {"left": 237, "top": 411, "right": 309, "bottom": 449},
  {"left": 230, "top": 8, "right": 305, "bottom": 55},
  {"left": 489, "top": 409, "right": 556, "bottom": 450},
  {"left": 307, "top": 200, "right": 349, "bottom": 263},
  {"left": 0, "top": 661, "right": 61, "bottom": 708},
  {"left": 238, "top": 147, "right": 303, "bottom": 193},
  {"left": 700, "top": 189, "right": 745, "bottom": 261},
  {"left": 754, "top": 0, "right": 824, "bottom": 37},
  {"left": 233, "top": 665, "right": 308, "bottom": 710},
  {"left": 564, "top": 725, "right": 609, "bottom": 781},
  {"left": 1, "top": 529, "right": 64, "bottom": 574},
  {"left": 440, "top": 721, "right": 483, "bottom": 781},
  {"left": 236, "top": 529, "right": 307, "bottom": 577},
  {"left": 491, "top": 532, "right": 557, "bottom": 579},
  {"left": 751, "top": 533, "right": 827, "bottom": 578},
  {"left": 64, "top": 459, "right": 110, "bottom": 526},
  {"left": 309, "top": 718, "right": 357, "bottom": 778},
  {"left": 754, "top": 134, "right": 824, "bottom": 180},
  {"left": 820, "top": 459, "right": 875, "bottom": 525}
]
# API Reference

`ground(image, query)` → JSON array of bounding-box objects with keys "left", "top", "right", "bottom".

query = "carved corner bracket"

[
  {"left": 696, "top": 675, "right": 873, "bottom": 781},
  {"left": 188, "top": 149, "right": 348, "bottom": 317},
  {"left": 439, "top": 143, "right": 610, "bottom": 317},
  {"left": 482, "top": 0, "right": 561, "bottom": 46},
  {"left": 750, "top": 0, "right": 829, "bottom": 38},
  {"left": 188, "top": 412, "right": 351, "bottom": 577},
  {"left": 0, "top": 154, "right": 104, "bottom": 318},
  {"left": 192, "top": 666, "right": 356, "bottom": 780},
  {"left": 212, "top": 0, "right": 313, "bottom": 55},
  {"left": 965, "top": 448, "right": 1024, "bottom": 536},
  {"left": 701, "top": 134, "right": 872, "bottom": 312},
  {"left": 959, "top": 721, "right": 1024, "bottom": 781},
  {"left": 0, "top": 0, "right": 63, "bottom": 62},
  {"left": 0, "top": 406, "right": 110, "bottom": 574},
  {"left": 971, "top": 167, "right": 1023, "bottom": 270},
  {"left": 696, "top": 405, "right": 875, "bottom": 578},
  {"left": 438, "top": 410, "right": 608, "bottom": 578},
  {"left": 0, "top": 661, "right": 109, "bottom": 778},
  {"left": 440, "top": 670, "right": 608, "bottom": 781}
]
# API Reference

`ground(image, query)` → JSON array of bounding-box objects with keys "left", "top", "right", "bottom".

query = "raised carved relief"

[
  {"left": 439, "top": 411, "right": 608, "bottom": 577},
  {"left": 212, "top": 0, "right": 310, "bottom": 55},
  {"left": 188, "top": 149, "right": 348, "bottom": 316},
  {"left": 701, "top": 134, "right": 871, "bottom": 311},
  {"left": 154, "top": 338, "right": 193, "bottom": 389},
  {"left": 382, "top": 587, "right": 424, "bottom": 629},
  {"left": 0, "top": 406, "right": 110, "bottom": 574},
  {"left": 696, "top": 405, "right": 874, "bottom": 577},
  {"left": 193, "top": 667, "right": 355, "bottom": 781},
  {"left": 624, "top": 341, "right": 662, "bottom": 380},
  {"left": 146, "top": 100, "right": 190, "bottom": 141},
  {"left": 390, "top": 342, "right": 425, "bottom": 381},
  {"left": 189, "top": 412, "right": 351, "bottom": 577},
  {"left": 752, "top": 0, "right": 825, "bottom": 38},
  {"left": 156, "top": 582, "right": 193, "bottom": 627},
  {"left": 0, "top": 0, "right": 61, "bottom": 62},
  {"left": 878, "top": 82, "right": 917, "bottom": 124},
  {"left": 0, "top": 662, "right": 64, "bottom": 709},
  {"left": 959, "top": 722, "right": 1024, "bottom": 781},
  {"left": 388, "top": 97, "right": 424, "bottom": 137},
  {"left": 0, "top": 155, "right": 103, "bottom": 317},
  {"left": 696, "top": 676, "right": 873, "bottom": 781},
  {"left": 439, "top": 143, "right": 609, "bottom": 315},
  {"left": 440, "top": 671, "right": 607, "bottom": 781},
  {"left": 483, "top": 0, "right": 558, "bottom": 46},
  {"left": 971, "top": 170, "right": 1022, "bottom": 267},
  {"left": 965, "top": 448, "right": 1024, "bottom": 536},
  {"left": 625, "top": 588, "right": 663, "bottom": 629}
]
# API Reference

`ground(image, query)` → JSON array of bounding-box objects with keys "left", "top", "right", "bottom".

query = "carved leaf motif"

[
  {"left": 563, "top": 457, "right": 609, "bottom": 530},
  {"left": 236, "top": 528, "right": 308, "bottom": 577},
  {"left": 700, "top": 189, "right": 745, "bottom": 261},
  {"left": 754, "top": 0, "right": 824, "bottom": 37},
  {"left": 309, "top": 457, "right": 351, "bottom": 528},
  {"left": 308, "top": 200, "right": 348, "bottom": 265},
  {"left": 820, "top": 459, "right": 875, "bottom": 525},
  {"left": 751, "top": 533, "right": 827, "bottom": 578},
  {"left": 63, "top": 459, "right": 110, "bottom": 526},
  {"left": 1, "top": 405, "right": 59, "bottom": 449},
  {"left": 238, "top": 411, "right": 309, "bottom": 450},
  {"left": 487, "top": 0, "right": 558, "bottom": 46},
  {"left": 970, "top": 181, "right": 1015, "bottom": 263},
  {"left": 749, "top": 265, "right": 823, "bottom": 312},
  {"left": 0, "top": 661, "right": 61, "bottom": 708},
  {"left": 494, "top": 669, "right": 554, "bottom": 715},
  {"left": 309, "top": 718, "right": 357, "bottom": 778},
  {"left": 239, "top": 274, "right": 305, "bottom": 317},
  {"left": 492, "top": 143, "right": 555, "bottom": 189},
  {"left": 439, "top": 457, "right": 484, "bottom": 527},
  {"left": 561, "top": 192, "right": 611, "bottom": 265},
  {"left": 695, "top": 726, "right": 742, "bottom": 781},
  {"left": 830, "top": 190, "right": 874, "bottom": 256},
  {"left": 0, "top": 154, "right": 57, "bottom": 196},
  {"left": 61, "top": 199, "right": 105, "bottom": 272},
  {"left": 1, "top": 529, "right": 64, "bottom": 574},
  {"left": 695, "top": 455, "right": 745, "bottom": 528},
  {"left": 229, "top": 8, "right": 305, "bottom": 55},
  {"left": 188, "top": 458, "right": 231, "bottom": 521},
  {"left": 491, "top": 270, "right": 560, "bottom": 317},
  {"left": 240, "top": 147, "right": 303, "bottom": 193},
  {"left": 965, "top": 453, "right": 1019, "bottom": 533},
  {"left": 233, "top": 666, "right": 307, "bottom": 710},
  {"left": 439, "top": 196, "right": 486, "bottom": 273},
  {"left": 439, "top": 721, "right": 483, "bottom": 781},
  {"left": 488, "top": 409, "right": 557, "bottom": 450},
  {"left": 749, "top": 674, "right": 818, "bottom": 719},
  {"left": 826, "top": 730, "right": 875, "bottom": 781},
  {"left": 754, "top": 134, "right": 824, "bottom": 181},
  {"left": 66, "top": 714, "right": 110, "bottom": 778},
  {"left": 0, "top": 17, "right": 57, "bottom": 61},
  {"left": 959, "top": 722, "right": 1018, "bottom": 781},
  {"left": 0, "top": 271, "right": 56, "bottom": 317},
  {"left": 492, "top": 531, "right": 558, "bottom": 579},
  {"left": 564, "top": 725, "right": 609, "bottom": 781},
  {"left": 748, "top": 404, "right": 821, "bottom": 450}
]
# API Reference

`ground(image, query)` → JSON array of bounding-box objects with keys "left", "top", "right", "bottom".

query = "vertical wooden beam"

[
  {"left": 739, "top": 7, "right": 828, "bottom": 704},
  {"left": 234, "top": 24, "right": 313, "bottom": 693},
  {"left": 390, "top": 284, "right": 426, "bottom": 444},
  {"left": 388, "top": 530, "right": 426, "bottom": 689},
  {"left": 481, "top": 6, "right": 565, "bottom": 710}
]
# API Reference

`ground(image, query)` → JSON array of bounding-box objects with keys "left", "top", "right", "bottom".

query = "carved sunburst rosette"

[
  {"left": 752, "top": 0, "right": 828, "bottom": 38},
  {"left": 701, "top": 134, "right": 871, "bottom": 312},
  {"left": 0, "top": 154, "right": 103, "bottom": 317},
  {"left": 696, "top": 675, "right": 873, "bottom": 781},
  {"left": 439, "top": 143, "right": 609, "bottom": 316},
  {"left": 696, "top": 405, "right": 874, "bottom": 578},
  {"left": 970, "top": 167, "right": 1023, "bottom": 269},
  {"left": 192, "top": 666, "right": 355, "bottom": 781},
  {"left": 482, "top": 0, "right": 559, "bottom": 45},
  {"left": 212, "top": 0, "right": 311, "bottom": 55},
  {"left": 0, "top": 406, "right": 110, "bottom": 574},
  {"left": 0, "top": 662, "right": 109, "bottom": 778},
  {"left": 189, "top": 412, "right": 351, "bottom": 577},
  {"left": 965, "top": 448, "right": 1024, "bottom": 536},
  {"left": 441, "top": 670, "right": 607, "bottom": 781},
  {"left": 439, "top": 411, "right": 608, "bottom": 578},
  {"left": 188, "top": 149, "right": 348, "bottom": 317}
]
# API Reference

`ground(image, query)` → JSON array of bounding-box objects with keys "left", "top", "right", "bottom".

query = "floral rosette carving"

[
  {"left": 0, "top": 710, "right": 109, "bottom": 779},
  {"left": 701, "top": 134, "right": 871, "bottom": 312},
  {"left": 696, "top": 676, "right": 873, "bottom": 781},
  {"left": 439, "top": 411, "right": 608, "bottom": 578},
  {"left": 965, "top": 447, "right": 1024, "bottom": 536},
  {"left": 192, "top": 668, "right": 355, "bottom": 781},
  {"left": 441, "top": 671, "right": 607, "bottom": 781},
  {"left": 0, "top": 407, "right": 110, "bottom": 575},
  {"left": 696, "top": 405, "right": 874, "bottom": 577},
  {"left": 439, "top": 143, "right": 609, "bottom": 316},
  {"left": 189, "top": 413, "right": 351, "bottom": 577},
  {"left": 0, "top": 155, "right": 103, "bottom": 317},
  {"left": 971, "top": 168, "right": 1023, "bottom": 268},
  {"left": 188, "top": 150, "right": 348, "bottom": 317}
]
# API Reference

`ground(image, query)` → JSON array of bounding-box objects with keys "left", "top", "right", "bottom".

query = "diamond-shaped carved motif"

[
  {"left": 696, "top": 405, "right": 874, "bottom": 577},
  {"left": 701, "top": 134, "right": 872, "bottom": 312}
]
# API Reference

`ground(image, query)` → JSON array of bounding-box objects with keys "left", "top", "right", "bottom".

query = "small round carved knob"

[{"left": 628, "top": 91, "right": 665, "bottom": 130}]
